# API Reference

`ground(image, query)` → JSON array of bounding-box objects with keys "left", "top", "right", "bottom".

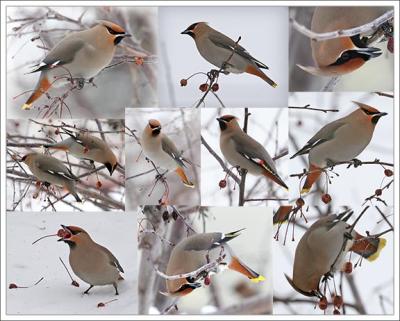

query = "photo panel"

[
  {"left": 137, "top": 206, "right": 273, "bottom": 315},
  {"left": 7, "top": 211, "right": 138, "bottom": 314},
  {"left": 158, "top": 6, "right": 289, "bottom": 107},
  {"left": 125, "top": 108, "right": 200, "bottom": 208},
  {"left": 289, "top": 6, "right": 394, "bottom": 92},
  {"left": 6, "top": 118, "right": 125, "bottom": 212},
  {"left": 7, "top": 6, "right": 158, "bottom": 119},
  {"left": 201, "top": 108, "right": 289, "bottom": 207}
]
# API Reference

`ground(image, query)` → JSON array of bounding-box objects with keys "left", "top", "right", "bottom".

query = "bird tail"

[
  {"left": 261, "top": 168, "right": 288, "bottom": 190},
  {"left": 273, "top": 206, "right": 293, "bottom": 225},
  {"left": 301, "top": 164, "right": 322, "bottom": 194},
  {"left": 63, "top": 183, "right": 82, "bottom": 202},
  {"left": 245, "top": 65, "right": 277, "bottom": 88},
  {"left": 228, "top": 256, "right": 265, "bottom": 283},
  {"left": 22, "top": 72, "right": 52, "bottom": 110},
  {"left": 350, "top": 232, "right": 387, "bottom": 262},
  {"left": 175, "top": 167, "right": 195, "bottom": 188}
]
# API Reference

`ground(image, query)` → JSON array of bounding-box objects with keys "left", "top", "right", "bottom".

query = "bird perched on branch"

[
  {"left": 285, "top": 210, "right": 386, "bottom": 297},
  {"left": 298, "top": 7, "right": 391, "bottom": 76},
  {"left": 182, "top": 22, "right": 277, "bottom": 87},
  {"left": 291, "top": 101, "right": 387, "bottom": 194},
  {"left": 165, "top": 229, "right": 265, "bottom": 296},
  {"left": 21, "top": 20, "right": 131, "bottom": 110},
  {"left": 43, "top": 130, "right": 118, "bottom": 176},
  {"left": 21, "top": 152, "right": 81, "bottom": 202},
  {"left": 217, "top": 115, "right": 288, "bottom": 190},
  {"left": 58, "top": 225, "right": 124, "bottom": 295},
  {"left": 141, "top": 119, "right": 195, "bottom": 188}
]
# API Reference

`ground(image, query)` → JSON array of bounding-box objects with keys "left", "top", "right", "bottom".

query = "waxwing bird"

[
  {"left": 291, "top": 101, "right": 387, "bottom": 194},
  {"left": 290, "top": 101, "right": 387, "bottom": 194},
  {"left": 44, "top": 130, "right": 118, "bottom": 176},
  {"left": 182, "top": 22, "right": 277, "bottom": 87},
  {"left": 22, "top": 20, "right": 131, "bottom": 110},
  {"left": 141, "top": 119, "right": 195, "bottom": 188},
  {"left": 21, "top": 152, "right": 81, "bottom": 202},
  {"left": 58, "top": 225, "right": 124, "bottom": 295},
  {"left": 165, "top": 229, "right": 265, "bottom": 296},
  {"left": 298, "top": 7, "right": 391, "bottom": 76},
  {"left": 285, "top": 210, "right": 386, "bottom": 297},
  {"left": 217, "top": 115, "right": 288, "bottom": 190}
]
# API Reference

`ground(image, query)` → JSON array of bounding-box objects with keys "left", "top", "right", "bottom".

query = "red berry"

[
  {"left": 97, "top": 302, "right": 105, "bottom": 308},
  {"left": 71, "top": 280, "right": 79, "bottom": 287},
  {"left": 83, "top": 147, "right": 89, "bottom": 154},
  {"left": 55, "top": 129, "right": 60, "bottom": 135},
  {"left": 204, "top": 276, "right": 211, "bottom": 286},
  {"left": 219, "top": 179, "right": 227, "bottom": 189},
  {"left": 321, "top": 193, "right": 332, "bottom": 204},
  {"left": 57, "top": 229, "right": 65, "bottom": 238},
  {"left": 333, "top": 295, "right": 343, "bottom": 308},
  {"left": 375, "top": 189, "right": 382, "bottom": 196},
  {"left": 96, "top": 181, "right": 102, "bottom": 189},
  {"left": 318, "top": 296, "right": 328, "bottom": 310},
  {"left": 199, "top": 83, "right": 208, "bottom": 92},
  {"left": 211, "top": 83, "right": 219, "bottom": 92},
  {"left": 333, "top": 309, "right": 341, "bottom": 315},
  {"left": 384, "top": 169, "right": 393, "bottom": 177},
  {"left": 387, "top": 36, "right": 393, "bottom": 53},
  {"left": 296, "top": 198, "right": 305, "bottom": 207},
  {"left": 180, "top": 79, "right": 188, "bottom": 87},
  {"left": 9, "top": 283, "right": 18, "bottom": 289},
  {"left": 134, "top": 57, "right": 144, "bottom": 66},
  {"left": 344, "top": 261, "right": 353, "bottom": 274}
]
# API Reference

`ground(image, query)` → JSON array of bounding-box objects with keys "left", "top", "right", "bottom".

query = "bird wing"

[
  {"left": 32, "top": 38, "right": 85, "bottom": 73},
  {"left": 232, "top": 133, "right": 278, "bottom": 175},
  {"left": 290, "top": 120, "right": 347, "bottom": 159},
  {"left": 98, "top": 244, "right": 124, "bottom": 273},
  {"left": 161, "top": 135, "right": 185, "bottom": 167},
  {"left": 36, "top": 156, "right": 78, "bottom": 181},
  {"left": 208, "top": 32, "right": 269, "bottom": 69}
]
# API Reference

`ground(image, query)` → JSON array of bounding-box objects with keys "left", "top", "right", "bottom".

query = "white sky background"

[
  {"left": 6, "top": 6, "right": 157, "bottom": 119},
  {"left": 138, "top": 206, "right": 273, "bottom": 315},
  {"left": 158, "top": 6, "right": 289, "bottom": 108},
  {"left": 273, "top": 204, "right": 394, "bottom": 315},
  {"left": 7, "top": 212, "right": 137, "bottom": 315},
  {"left": 201, "top": 108, "right": 288, "bottom": 207},
  {"left": 6, "top": 119, "right": 125, "bottom": 212},
  {"left": 287, "top": 92, "right": 394, "bottom": 206},
  {"left": 125, "top": 108, "right": 200, "bottom": 208}
]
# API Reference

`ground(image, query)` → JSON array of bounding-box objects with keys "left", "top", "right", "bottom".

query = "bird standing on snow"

[
  {"left": 181, "top": 22, "right": 277, "bottom": 87},
  {"left": 58, "top": 225, "right": 124, "bottom": 295}
]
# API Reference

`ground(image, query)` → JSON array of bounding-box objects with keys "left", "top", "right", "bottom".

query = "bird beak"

[
  {"left": 376, "top": 112, "right": 388, "bottom": 117},
  {"left": 181, "top": 29, "right": 190, "bottom": 35},
  {"left": 122, "top": 33, "right": 131, "bottom": 38},
  {"left": 105, "top": 163, "right": 114, "bottom": 176}
]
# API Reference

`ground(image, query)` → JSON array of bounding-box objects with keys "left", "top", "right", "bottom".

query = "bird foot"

[
  {"left": 326, "top": 159, "right": 336, "bottom": 168},
  {"left": 322, "top": 272, "right": 333, "bottom": 282},
  {"left": 76, "top": 78, "right": 85, "bottom": 89}
]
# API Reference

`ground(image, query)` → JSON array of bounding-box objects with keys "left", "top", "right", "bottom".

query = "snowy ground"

[{"left": 6, "top": 212, "right": 138, "bottom": 315}]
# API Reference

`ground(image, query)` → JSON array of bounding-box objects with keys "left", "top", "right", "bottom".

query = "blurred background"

[
  {"left": 125, "top": 108, "right": 200, "bottom": 208},
  {"left": 7, "top": 211, "right": 137, "bottom": 314},
  {"left": 273, "top": 205, "right": 394, "bottom": 315},
  {"left": 158, "top": 6, "right": 289, "bottom": 107},
  {"left": 201, "top": 108, "right": 288, "bottom": 206},
  {"left": 289, "top": 7, "right": 394, "bottom": 92},
  {"left": 288, "top": 92, "right": 393, "bottom": 207},
  {"left": 7, "top": 6, "right": 157, "bottom": 118},
  {"left": 6, "top": 118, "right": 125, "bottom": 211},
  {"left": 138, "top": 206, "right": 272, "bottom": 315}
]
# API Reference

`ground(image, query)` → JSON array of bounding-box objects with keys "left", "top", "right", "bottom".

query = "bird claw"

[
  {"left": 326, "top": 159, "right": 336, "bottom": 168},
  {"left": 76, "top": 78, "right": 85, "bottom": 89},
  {"left": 351, "top": 158, "right": 362, "bottom": 167}
]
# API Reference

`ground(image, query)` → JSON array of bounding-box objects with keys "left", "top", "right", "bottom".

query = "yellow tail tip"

[
  {"left": 22, "top": 103, "right": 32, "bottom": 110},
  {"left": 301, "top": 188, "right": 310, "bottom": 195},
  {"left": 183, "top": 182, "right": 195, "bottom": 188},
  {"left": 250, "top": 275, "right": 266, "bottom": 283},
  {"left": 272, "top": 83, "right": 278, "bottom": 88},
  {"left": 368, "top": 238, "right": 387, "bottom": 262}
]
